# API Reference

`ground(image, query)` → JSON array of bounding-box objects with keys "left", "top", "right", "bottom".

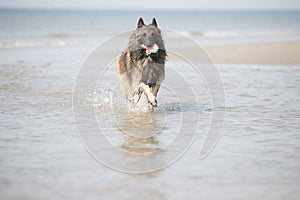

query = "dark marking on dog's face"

[
  {"left": 136, "top": 18, "right": 160, "bottom": 48},
  {"left": 129, "top": 18, "right": 164, "bottom": 53}
]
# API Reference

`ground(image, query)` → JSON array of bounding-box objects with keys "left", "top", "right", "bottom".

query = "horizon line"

[{"left": 0, "top": 7, "right": 300, "bottom": 12}]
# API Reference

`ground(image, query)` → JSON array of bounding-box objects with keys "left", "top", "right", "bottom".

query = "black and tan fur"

[{"left": 116, "top": 18, "right": 167, "bottom": 111}]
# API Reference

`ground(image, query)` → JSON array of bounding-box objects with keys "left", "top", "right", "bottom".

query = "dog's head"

[{"left": 129, "top": 18, "right": 165, "bottom": 56}]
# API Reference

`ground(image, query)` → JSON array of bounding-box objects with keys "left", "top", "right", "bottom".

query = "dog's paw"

[
  {"left": 148, "top": 100, "right": 157, "bottom": 108},
  {"left": 148, "top": 95, "right": 157, "bottom": 107},
  {"left": 146, "top": 104, "right": 153, "bottom": 112}
]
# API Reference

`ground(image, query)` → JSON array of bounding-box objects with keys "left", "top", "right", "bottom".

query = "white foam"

[{"left": 0, "top": 37, "right": 102, "bottom": 48}]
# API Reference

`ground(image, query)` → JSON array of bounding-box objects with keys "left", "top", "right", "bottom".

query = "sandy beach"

[{"left": 205, "top": 41, "right": 300, "bottom": 65}]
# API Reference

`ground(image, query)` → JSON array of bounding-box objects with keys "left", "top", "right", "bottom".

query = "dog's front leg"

[
  {"left": 151, "top": 84, "right": 160, "bottom": 98},
  {"left": 138, "top": 83, "right": 157, "bottom": 109}
]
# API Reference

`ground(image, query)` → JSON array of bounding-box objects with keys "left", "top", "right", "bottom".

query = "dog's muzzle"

[{"left": 141, "top": 44, "right": 159, "bottom": 56}]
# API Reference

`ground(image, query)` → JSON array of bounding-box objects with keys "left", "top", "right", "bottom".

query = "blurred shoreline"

[
  {"left": 165, "top": 41, "right": 300, "bottom": 65},
  {"left": 1, "top": 40, "right": 300, "bottom": 66},
  {"left": 205, "top": 41, "right": 300, "bottom": 65}
]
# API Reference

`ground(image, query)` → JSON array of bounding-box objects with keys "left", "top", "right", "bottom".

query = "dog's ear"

[
  {"left": 152, "top": 18, "right": 158, "bottom": 27},
  {"left": 137, "top": 18, "right": 145, "bottom": 28}
]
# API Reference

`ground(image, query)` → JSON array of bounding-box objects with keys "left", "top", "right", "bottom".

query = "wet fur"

[{"left": 116, "top": 18, "right": 167, "bottom": 111}]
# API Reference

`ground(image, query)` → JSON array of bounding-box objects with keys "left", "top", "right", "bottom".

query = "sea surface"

[
  {"left": 0, "top": 9, "right": 300, "bottom": 199},
  {"left": 0, "top": 9, "right": 300, "bottom": 46}
]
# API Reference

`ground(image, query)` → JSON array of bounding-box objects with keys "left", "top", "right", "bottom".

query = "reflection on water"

[
  {"left": 110, "top": 109, "right": 166, "bottom": 155},
  {"left": 114, "top": 109, "right": 168, "bottom": 138},
  {"left": 92, "top": 91, "right": 206, "bottom": 169},
  {"left": 122, "top": 135, "right": 160, "bottom": 154}
]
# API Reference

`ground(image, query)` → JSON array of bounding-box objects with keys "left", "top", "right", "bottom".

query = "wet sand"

[
  {"left": 205, "top": 42, "right": 300, "bottom": 65},
  {"left": 169, "top": 41, "right": 300, "bottom": 65},
  {"left": 206, "top": 41, "right": 300, "bottom": 65}
]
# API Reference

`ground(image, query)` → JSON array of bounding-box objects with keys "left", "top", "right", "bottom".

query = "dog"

[{"left": 116, "top": 18, "right": 167, "bottom": 111}]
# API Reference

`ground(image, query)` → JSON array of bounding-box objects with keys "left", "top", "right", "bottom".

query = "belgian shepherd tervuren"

[{"left": 116, "top": 18, "right": 167, "bottom": 111}]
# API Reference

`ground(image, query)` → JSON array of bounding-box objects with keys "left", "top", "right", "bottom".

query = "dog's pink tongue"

[
  {"left": 146, "top": 45, "right": 154, "bottom": 51},
  {"left": 141, "top": 44, "right": 153, "bottom": 51}
]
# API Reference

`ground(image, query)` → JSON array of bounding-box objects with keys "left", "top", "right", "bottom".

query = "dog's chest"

[
  {"left": 136, "top": 56, "right": 152, "bottom": 67},
  {"left": 138, "top": 61, "right": 165, "bottom": 85}
]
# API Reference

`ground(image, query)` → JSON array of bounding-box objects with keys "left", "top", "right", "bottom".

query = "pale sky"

[{"left": 0, "top": 0, "right": 300, "bottom": 10}]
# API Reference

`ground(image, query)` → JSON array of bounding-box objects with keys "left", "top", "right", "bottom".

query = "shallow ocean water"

[{"left": 0, "top": 44, "right": 299, "bottom": 199}]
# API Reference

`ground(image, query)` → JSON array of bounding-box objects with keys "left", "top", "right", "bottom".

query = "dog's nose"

[{"left": 146, "top": 42, "right": 153, "bottom": 48}]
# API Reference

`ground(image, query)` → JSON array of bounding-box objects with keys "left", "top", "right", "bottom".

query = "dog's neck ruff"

[{"left": 141, "top": 44, "right": 159, "bottom": 56}]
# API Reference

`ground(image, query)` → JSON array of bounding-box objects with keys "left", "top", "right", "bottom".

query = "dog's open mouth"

[{"left": 141, "top": 44, "right": 159, "bottom": 56}]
